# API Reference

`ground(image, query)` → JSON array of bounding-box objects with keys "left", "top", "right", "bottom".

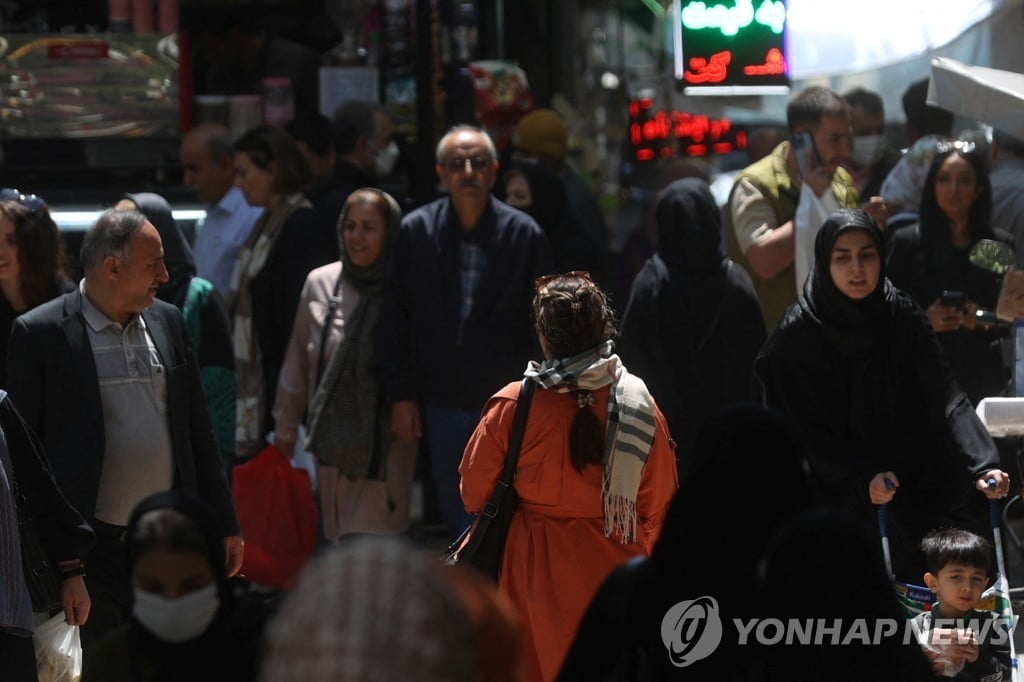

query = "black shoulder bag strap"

[
  {"left": 314, "top": 272, "right": 345, "bottom": 389},
  {"left": 480, "top": 377, "right": 536, "bottom": 519}
]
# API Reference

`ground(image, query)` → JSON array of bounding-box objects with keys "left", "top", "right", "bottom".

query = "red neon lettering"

[
  {"left": 636, "top": 149, "right": 655, "bottom": 161},
  {"left": 630, "top": 123, "right": 642, "bottom": 146},
  {"left": 643, "top": 120, "right": 660, "bottom": 141},
  {"left": 743, "top": 48, "right": 787, "bottom": 76},
  {"left": 712, "top": 142, "right": 734, "bottom": 154},
  {"left": 683, "top": 51, "right": 730, "bottom": 84},
  {"left": 687, "top": 144, "right": 707, "bottom": 157}
]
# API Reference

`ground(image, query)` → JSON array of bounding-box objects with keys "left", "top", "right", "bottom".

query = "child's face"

[{"left": 924, "top": 563, "right": 989, "bottom": 618}]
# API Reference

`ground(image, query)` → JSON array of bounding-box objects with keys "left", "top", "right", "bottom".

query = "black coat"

[
  {"left": 3, "top": 390, "right": 94, "bottom": 572},
  {"left": 757, "top": 210, "right": 1001, "bottom": 583},
  {"left": 375, "top": 196, "right": 552, "bottom": 410},
  {"left": 619, "top": 179, "right": 766, "bottom": 473}
]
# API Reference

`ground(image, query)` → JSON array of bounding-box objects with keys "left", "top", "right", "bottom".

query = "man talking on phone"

[{"left": 726, "top": 86, "right": 883, "bottom": 331}]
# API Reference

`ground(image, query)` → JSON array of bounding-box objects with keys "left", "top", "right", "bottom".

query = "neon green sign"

[{"left": 681, "top": 0, "right": 786, "bottom": 37}]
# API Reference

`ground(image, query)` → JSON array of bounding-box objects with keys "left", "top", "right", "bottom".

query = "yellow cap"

[{"left": 514, "top": 108, "right": 567, "bottom": 159}]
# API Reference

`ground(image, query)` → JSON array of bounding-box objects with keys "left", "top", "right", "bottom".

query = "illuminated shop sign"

[
  {"left": 672, "top": 0, "right": 790, "bottom": 95},
  {"left": 628, "top": 98, "right": 747, "bottom": 161}
]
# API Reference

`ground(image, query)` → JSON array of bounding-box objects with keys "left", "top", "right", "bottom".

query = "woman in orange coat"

[{"left": 459, "top": 271, "right": 679, "bottom": 682}]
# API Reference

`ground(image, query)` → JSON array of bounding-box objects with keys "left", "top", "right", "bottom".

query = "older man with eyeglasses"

[{"left": 375, "top": 125, "right": 553, "bottom": 541}]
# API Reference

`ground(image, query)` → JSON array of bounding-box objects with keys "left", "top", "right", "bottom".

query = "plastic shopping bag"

[
  {"left": 793, "top": 183, "right": 834, "bottom": 292},
  {"left": 34, "top": 612, "right": 82, "bottom": 682},
  {"left": 232, "top": 443, "right": 318, "bottom": 590}
]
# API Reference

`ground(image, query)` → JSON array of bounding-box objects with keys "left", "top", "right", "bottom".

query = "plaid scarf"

[{"left": 524, "top": 340, "right": 657, "bottom": 543}]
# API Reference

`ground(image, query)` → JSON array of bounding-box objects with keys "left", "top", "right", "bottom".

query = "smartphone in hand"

[
  {"left": 940, "top": 290, "right": 967, "bottom": 311},
  {"left": 790, "top": 131, "right": 820, "bottom": 180}
]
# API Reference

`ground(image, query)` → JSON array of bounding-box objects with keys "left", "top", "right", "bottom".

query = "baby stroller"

[{"left": 878, "top": 480, "right": 1020, "bottom": 680}]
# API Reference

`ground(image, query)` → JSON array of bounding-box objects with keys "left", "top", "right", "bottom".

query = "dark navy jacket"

[{"left": 376, "top": 195, "right": 553, "bottom": 410}]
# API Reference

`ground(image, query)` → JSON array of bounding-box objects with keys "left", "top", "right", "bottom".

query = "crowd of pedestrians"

[{"left": 4, "top": 81, "right": 1024, "bottom": 682}]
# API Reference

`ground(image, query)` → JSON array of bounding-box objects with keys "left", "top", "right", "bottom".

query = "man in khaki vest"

[{"left": 727, "top": 86, "right": 871, "bottom": 330}]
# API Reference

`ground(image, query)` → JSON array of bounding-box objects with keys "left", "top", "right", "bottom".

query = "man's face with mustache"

[{"left": 436, "top": 131, "right": 498, "bottom": 204}]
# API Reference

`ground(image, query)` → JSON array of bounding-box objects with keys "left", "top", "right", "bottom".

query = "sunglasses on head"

[
  {"left": 0, "top": 188, "right": 45, "bottom": 214},
  {"left": 935, "top": 139, "right": 976, "bottom": 156},
  {"left": 535, "top": 271, "right": 593, "bottom": 291},
  {"left": 443, "top": 156, "right": 492, "bottom": 173}
]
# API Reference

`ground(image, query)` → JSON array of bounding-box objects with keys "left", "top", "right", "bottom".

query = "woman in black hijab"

[
  {"left": 618, "top": 178, "right": 766, "bottom": 474},
  {"left": 756, "top": 208, "right": 1009, "bottom": 584},
  {"left": 117, "top": 193, "right": 237, "bottom": 475},
  {"left": 82, "top": 490, "right": 276, "bottom": 682},
  {"left": 494, "top": 160, "right": 605, "bottom": 277}
]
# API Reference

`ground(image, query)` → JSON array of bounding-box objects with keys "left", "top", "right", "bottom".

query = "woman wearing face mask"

[
  {"left": 886, "top": 142, "right": 1013, "bottom": 406},
  {"left": 756, "top": 208, "right": 1010, "bottom": 585},
  {"left": 83, "top": 490, "right": 276, "bottom": 682},
  {"left": 273, "top": 188, "right": 417, "bottom": 540}
]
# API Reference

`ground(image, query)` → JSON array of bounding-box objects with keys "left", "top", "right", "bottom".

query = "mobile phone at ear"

[
  {"left": 790, "top": 131, "right": 820, "bottom": 180},
  {"left": 940, "top": 290, "right": 966, "bottom": 311}
]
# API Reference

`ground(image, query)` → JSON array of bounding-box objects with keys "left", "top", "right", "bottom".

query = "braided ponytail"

[{"left": 533, "top": 273, "right": 617, "bottom": 471}]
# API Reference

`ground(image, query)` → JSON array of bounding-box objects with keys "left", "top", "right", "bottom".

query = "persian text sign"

[{"left": 675, "top": 0, "right": 789, "bottom": 93}]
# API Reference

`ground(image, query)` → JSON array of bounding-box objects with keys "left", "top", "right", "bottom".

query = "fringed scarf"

[
  {"left": 524, "top": 339, "right": 657, "bottom": 543},
  {"left": 228, "top": 192, "right": 310, "bottom": 459}
]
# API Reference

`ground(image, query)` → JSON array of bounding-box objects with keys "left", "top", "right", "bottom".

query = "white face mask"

[
  {"left": 132, "top": 583, "right": 220, "bottom": 643},
  {"left": 851, "top": 134, "right": 885, "bottom": 167},
  {"left": 375, "top": 140, "right": 400, "bottom": 177}
]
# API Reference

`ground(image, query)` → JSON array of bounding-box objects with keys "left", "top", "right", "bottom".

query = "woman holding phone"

[{"left": 886, "top": 140, "right": 1013, "bottom": 405}]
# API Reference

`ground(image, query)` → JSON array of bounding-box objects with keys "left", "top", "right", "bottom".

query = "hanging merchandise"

[{"left": 468, "top": 60, "right": 534, "bottom": 150}]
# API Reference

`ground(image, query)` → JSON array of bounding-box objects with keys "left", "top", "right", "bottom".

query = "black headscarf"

[
  {"left": 495, "top": 161, "right": 571, "bottom": 266},
  {"left": 799, "top": 208, "right": 895, "bottom": 356},
  {"left": 654, "top": 177, "right": 725, "bottom": 277},
  {"left": 120, "top": 490, "right": 270, "bottom": 682},
  {"left": 618, "top": 177, "right": 765, "bottom": 467},
  {"left": 123, "top": 192, "right": 196, "bottom": 310},
  {"left": 125, "top": 490, "right": 227, "bottom": 587}
]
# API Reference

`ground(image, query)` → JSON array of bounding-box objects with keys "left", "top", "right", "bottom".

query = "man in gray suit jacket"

[{"left": 7, "top": 209, "right": 242, "bottom": 648}]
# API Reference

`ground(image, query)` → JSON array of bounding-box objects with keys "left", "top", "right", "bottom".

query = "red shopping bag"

[{"left": 231, "top": 444, "right": 317, "bottom": 590}]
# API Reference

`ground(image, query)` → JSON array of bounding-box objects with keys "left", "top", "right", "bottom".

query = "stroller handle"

[{"left": 878, "top": 478, "right": 896, "bottom": 582}]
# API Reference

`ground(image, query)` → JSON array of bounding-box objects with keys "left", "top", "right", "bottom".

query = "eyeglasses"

[
  {"left": 0, "top": 188, "right": 45, "bottom": 214},
  {"left": 535, "top": 271, "right": 593, "bottom": 291},
  {"left": 443, "top": 156, "right": 492, "bottom": 172},
  {"left": 935, "top": 139, "right": 976, "bottom": 156}
]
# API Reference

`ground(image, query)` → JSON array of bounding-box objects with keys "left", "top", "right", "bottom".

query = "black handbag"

[{"left": 443, "top": 378, "right": 535, "bottom": 581}]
